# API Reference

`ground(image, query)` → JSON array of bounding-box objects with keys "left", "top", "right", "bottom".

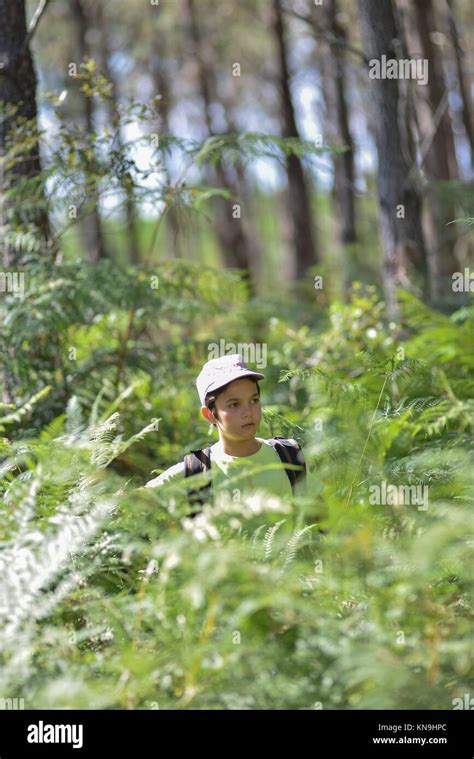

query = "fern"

[
  {"left": 262, "top": 520, "right": 286, "bottom": 560},
  {"left": 0, "top": 386, "right": 52, "bottom": 430},
  {"left": 281, "top": 524, "right": 317, "bottom": 569}
]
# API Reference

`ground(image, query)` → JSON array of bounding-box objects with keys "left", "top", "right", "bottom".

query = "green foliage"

[
  {"left": 1, "top": 61, "right": 341, "bottom": 268},
  {"left": 1, "top": 282, "right": 472, "bottom": 709},
  {"left": 1, "top": 57, "right": 473, "bottom": 712}
]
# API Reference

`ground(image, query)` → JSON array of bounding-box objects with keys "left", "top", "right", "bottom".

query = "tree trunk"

[
  {"left": 413, "top": 0, "right": 459, "bottom": 180},
  {"left": 445, "top": 0, "right": 473, "bottom": 171},
  {"left": 399, "top": 0, "right": 462, "bottom": 307},
  {"left": 0, "top": 0, "right": 50, "bottom": 266},
  {"left": 71, "top": 0, "right": 107, "bottom": 264},
  {"left": 319, "top": 0, "right": 357, "bottom": 246},
  {"left": 87, "top": 1, "right": 141, "bottom": 265},
  {"left": 273, "top": 0, "right": 319, "bottom": 279},
  {"left": 149, "top": 54, "right": 183, "bottom": 260},
  {"left": 181, "top": 0, "right": 255, "bottom": 287},
  {"left": 357, "top": 0, "right": 428, "bottom": 315}
]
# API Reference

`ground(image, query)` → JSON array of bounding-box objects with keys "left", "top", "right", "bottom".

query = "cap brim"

[{"left": 207, "top": 370, "right": 265, "bottom": 396}]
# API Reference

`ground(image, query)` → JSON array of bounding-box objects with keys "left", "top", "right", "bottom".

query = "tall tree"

[
  {"left": 399, "top": 0, "right": 462, "bottom": 306},
  {"left": 445, "top": 0, "right": 473, "bottom": 171},
  {"left": 318, "top": 0, "right": 357, "bottom": 246},
  {"left": 181, "top": 0, "right": 255, "bottom": 285},
  {"left": 71, "top": 0, "right": 107, "bottom": 263},
  {"left": 357, "top": 0, "right": 427, "bottom": 314},
  {"left": 0, "top": 0, "right": 50, "bottom": 266},
  {"left": 412, "top": 0, "right": 459, "bottom": 180},
  {"left": 148, "top": 52, "right": 183, "bottom": 260},
  {"left": 84, "top": 1, "right": 141, "bottom": 265},
  {"left": 272, "top": 0, "right": 319, "bottom": 279}
]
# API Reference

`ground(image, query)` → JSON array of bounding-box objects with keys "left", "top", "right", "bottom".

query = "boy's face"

[{"left": 201, "top": 378, "right": 261, "bottom": 441}]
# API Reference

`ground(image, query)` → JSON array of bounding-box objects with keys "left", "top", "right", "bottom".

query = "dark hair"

[{"left": 205, "top": 378, "right": 260, "bottom": 423}]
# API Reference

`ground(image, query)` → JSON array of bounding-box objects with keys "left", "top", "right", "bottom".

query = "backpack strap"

[
  {"left": 183, "top": 447, "right": 212, "bottom": 514},
  {"left": 268, "top": 436, "right": 306, "bottom": 493},
  {"left": 183, "top": 439, "right": 306, "bottom": 511}
]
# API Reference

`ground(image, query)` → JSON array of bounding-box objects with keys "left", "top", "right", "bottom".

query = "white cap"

[{"left": 196, "top": 353, "right": 265, "bottom": 406}]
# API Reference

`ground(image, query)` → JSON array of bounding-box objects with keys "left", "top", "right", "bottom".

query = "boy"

[{"left": 145, "top": 353, "right": 312, "bottom": 507}]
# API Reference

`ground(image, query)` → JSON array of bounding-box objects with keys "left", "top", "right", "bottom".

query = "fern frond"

[
  {"left": 281, "top": 524, "right": 317, "bottom": 569},
  {"left": 0, "top": 386, "right": 52, "bottom": 430},
  {"left": 262, "top": 520, "right": 286, "bottom": 560}
]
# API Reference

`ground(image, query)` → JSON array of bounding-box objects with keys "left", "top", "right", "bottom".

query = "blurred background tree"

[{"left": 0, "top": 0, "right": 471, "bottom": 301}]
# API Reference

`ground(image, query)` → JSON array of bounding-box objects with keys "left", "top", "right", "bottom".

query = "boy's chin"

[
  {"left": 238, "top": 426, "right": 258, "bottom": 438},
  {"left": 222, "top": 425, "right": 259, "bottom": 441}
]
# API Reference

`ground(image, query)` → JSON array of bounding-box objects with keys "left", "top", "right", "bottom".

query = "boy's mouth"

[{"left": 241, "top": 422, "right": 255, "bottom": 429}]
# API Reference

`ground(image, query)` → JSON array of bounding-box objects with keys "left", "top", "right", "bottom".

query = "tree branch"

[
  {"left": 284, "top": 7, "right": 370, "bottom": 65},
  {"left": 23, "top": 0, "right": 52, "bottom": 50}
]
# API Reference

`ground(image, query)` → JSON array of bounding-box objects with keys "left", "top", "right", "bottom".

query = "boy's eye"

[{"left": 227, "top": 398, "right": 259, "bottom": 408}]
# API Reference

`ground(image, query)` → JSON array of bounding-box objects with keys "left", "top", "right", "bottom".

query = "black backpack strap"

[
  {"left": 183, "top": 447, "right": 212, "bottom": 514},
  {"left": 268, "top": 436, "right": 306, "bottom": 493},
  {"left": 184, "top": 448, "right": 211, "bottom": 476}
]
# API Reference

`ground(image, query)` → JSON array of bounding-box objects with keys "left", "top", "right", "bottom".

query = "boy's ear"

[{"left": 201, "top": 406, "right": 216, "bottom": 425}]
